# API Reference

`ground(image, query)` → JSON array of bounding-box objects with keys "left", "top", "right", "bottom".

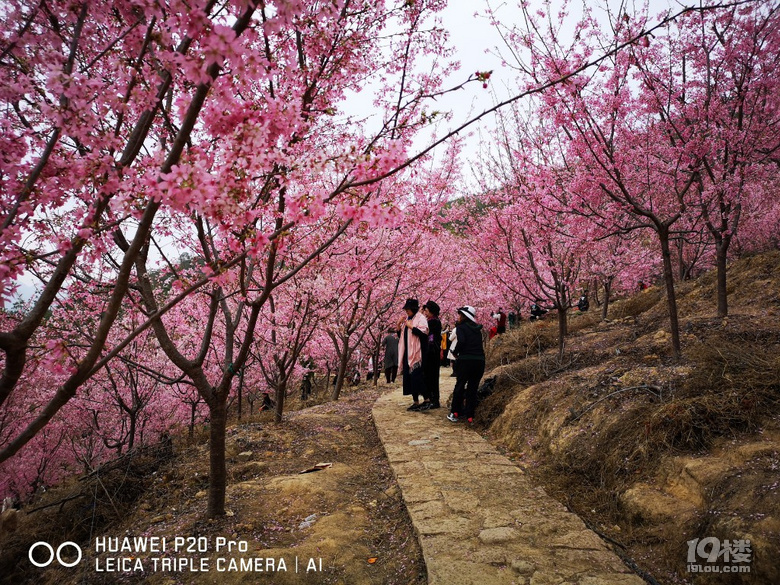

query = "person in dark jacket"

[
  {"left": 259, "top": 391, "right": 275, "bottom": 411},
  {"left": 382, "top": 327, "right": 399, "bottom": 383},
  {"left": 577, "top": 294, "right": 590, "bottom": 312},
  {"left": 530, "top": 303, "right": 548, "bottom": 321},
  {"left": 447, "top": 306, "right": 485, "bottom": 423},
  {"left": 422, "top": 300, "right": 442, "bottom": 409}
]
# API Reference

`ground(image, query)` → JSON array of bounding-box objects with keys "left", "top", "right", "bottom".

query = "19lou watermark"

[{"left": 687, "top": 536, "right": 752, "bottom": 574}]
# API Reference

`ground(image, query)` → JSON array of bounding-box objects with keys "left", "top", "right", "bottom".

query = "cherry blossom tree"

[
  {"left": 470, "top": 191, "right": 583, "bottom": 359},
  {"left": 251, "top": 283, "right": 322, "bottom": 422},
  {"left": 318, "top": 228, "right": 406, "bottom": 400},
  {"left": 581, "top": 236, "right": 656, "bottom": 320},
  {"left": 1, "top": 0, "right": 462, "bottom": 515},
  {"left": 625, "top": 2, "right": 780, "bottom": 315},
  {"left": 0, "top": 0, "right": 275, "bottom": 469},
  {"left": 490, "top": 0, "right": 780, "bottom": 357}
]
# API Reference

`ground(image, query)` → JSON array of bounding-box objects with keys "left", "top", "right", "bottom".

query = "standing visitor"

[
  {"left": 260, "top": 391, "right": 275, "bottom": 412},
  {"left": 299, "top": 357, "right": 315, "bottom": 400},
  {"left": 397, "top": 299, "right": 430, "bottom": 411},
  {"left": 448, "top": 306, "right": 485, "bottom": 423},
  {"left": 446, "top": 325, "right": 458, "bottom": 377},
  {"left": 422, "top": 300, "right": 442, "bottom": 409},
  {"left": 530, "top": 302, "right": 548, "bottom": 321},
  {"left": 441, "top": 326, "right": 450, "bottom": 367},
  {"left": 349, "top": 367, "right": 361, "bottom": 385},
  {"left": 493, "top": 308, "right": 508, "bottom": 334},
  {"left": 382, "top": 328, "right": 399, "bottom": 383}
]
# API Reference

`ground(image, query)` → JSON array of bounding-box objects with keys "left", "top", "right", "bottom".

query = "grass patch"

[
  {"left": 0, "top": 442, "right": 174, "bottom": 584},
  {"left": 608, "top": 288, "right": 663, "bottom": 320},
  {"left": 540, "top": 332, "right": 780, "bottom": 493},
  {"left": 567, "top": 309, "right": 601, "bottom": 334},
  {"left": 485, "top": 321, "right": 558, "bottom": 370}
]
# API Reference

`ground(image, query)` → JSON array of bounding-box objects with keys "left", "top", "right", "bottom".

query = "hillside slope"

[
  {"left": 2, "top": 252, "right": 778, "bottom": 585},
  {"left": 0, "top": 388, "right": 426, "bottom": 585},
  {"left": 479, "top": 251, "right": 780, "bottom": 584}
]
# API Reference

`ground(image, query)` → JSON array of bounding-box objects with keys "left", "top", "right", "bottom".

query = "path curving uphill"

[{"left": 372, "top": 372, "right": 644, "bottom": 585}]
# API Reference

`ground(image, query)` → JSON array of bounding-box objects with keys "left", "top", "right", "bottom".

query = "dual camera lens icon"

[{"left": 28, "top": 541, "right": 82, "bottom": 567}]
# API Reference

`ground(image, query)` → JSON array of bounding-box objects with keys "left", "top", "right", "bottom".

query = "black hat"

[
  {"left": 402, "top": 298, "right": 419, "bottom": 312},
  {"left": 423, "top": 300, "right": 440, "bottom": 316}
]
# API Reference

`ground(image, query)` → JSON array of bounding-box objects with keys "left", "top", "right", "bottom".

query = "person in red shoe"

[{"left": 447, "top": 305, "right": 485, "bottom": 423}]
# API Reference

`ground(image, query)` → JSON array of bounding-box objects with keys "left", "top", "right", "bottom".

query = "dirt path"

[{"left": 373, "top": 371, "right": 644, "bottom": 585}]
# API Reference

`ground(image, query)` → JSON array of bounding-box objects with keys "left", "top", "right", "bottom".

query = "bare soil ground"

[
  {"left": 477, "top": 251, "right": 780, "bottom": 584},
  {"left": 0, "top": 385, "right": 426, "bottom": 585},
  {"left": 3, "top": 251, "right": 778, "bottom": 585}
]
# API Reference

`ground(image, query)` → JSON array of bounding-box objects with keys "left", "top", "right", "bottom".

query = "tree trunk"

[
  {"left": 372, "top": 347, "right": 380, "bottom": 387},
  {"left": 659, "top": 228, "right": 682, "bottom": 357},
  {"left": 128, "top": 413, "right": 136, "bottom": 451},
  {"left": 716, "top": 240, "right": 729, "bottom": 318},
  {"left": 207, "top": 397, "right": 227, "bottom": 517},
  {"left": 274, "top": 379, "right": 287, "bottom": 423},
  {"left": 331, "top": 345, "right": 350, "bottom": 400},
  {"left": 676, "top": 238, "right": 687, "bottom": 281},
  {"left": 601, "top": 280, "right": 611, "bottom": 321},
  {"left": 189, "top": 403, "right": 196, "bottom": 438},
  {"left": 237, "top": 370, "right": 244, "bottom": 421},
  {"left": 557, "top": 307, "right": 567, "bottom": 361}
]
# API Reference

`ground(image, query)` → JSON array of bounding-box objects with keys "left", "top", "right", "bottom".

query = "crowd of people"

[
  {"left": 384, "top": 298, "right": 486, "bottom": 423},
  {"left": 305, "top": 295, "right": 593, "bottom": 421},
  {"left": 299, "top": 295, "right": 593, "bottom": 408},
  {"left": 286, "top": 291, "right": 599, "bottom": 423},
  {"left": 274, "top": 293, "right": 599, "bottom": 413},
  {"left": 383, "top": 294, "right": 592, "bottom": 422}
]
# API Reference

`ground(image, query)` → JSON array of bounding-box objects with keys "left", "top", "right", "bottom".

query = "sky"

[
  {"left": 421, "top": 1, "right": 505, "bottom": 187},
  {"left": 410, "top": 0, "right": 679, "bottom": 188},
  {"left": 334, "top": 1, "right": 506, "bottom": 190},
  {"left": 429, "top": 1, "right": 505, "bottom": 130}
]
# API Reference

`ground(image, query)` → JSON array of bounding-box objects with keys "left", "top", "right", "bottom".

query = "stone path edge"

[{"left": 372, "top": 381, "right": 645, "bottom": 585}]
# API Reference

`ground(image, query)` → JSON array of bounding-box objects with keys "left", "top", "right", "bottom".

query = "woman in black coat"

[
  {"left": 447, "top": 306, "right": 485, "bottom": 423},
  {"left": 422, "top": 300, "right": 442, "bottom": 409}
]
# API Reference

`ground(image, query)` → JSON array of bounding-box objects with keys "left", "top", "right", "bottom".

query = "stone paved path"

[{"left": 372, "top": 373, "right": 644, "bottom": 585}]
